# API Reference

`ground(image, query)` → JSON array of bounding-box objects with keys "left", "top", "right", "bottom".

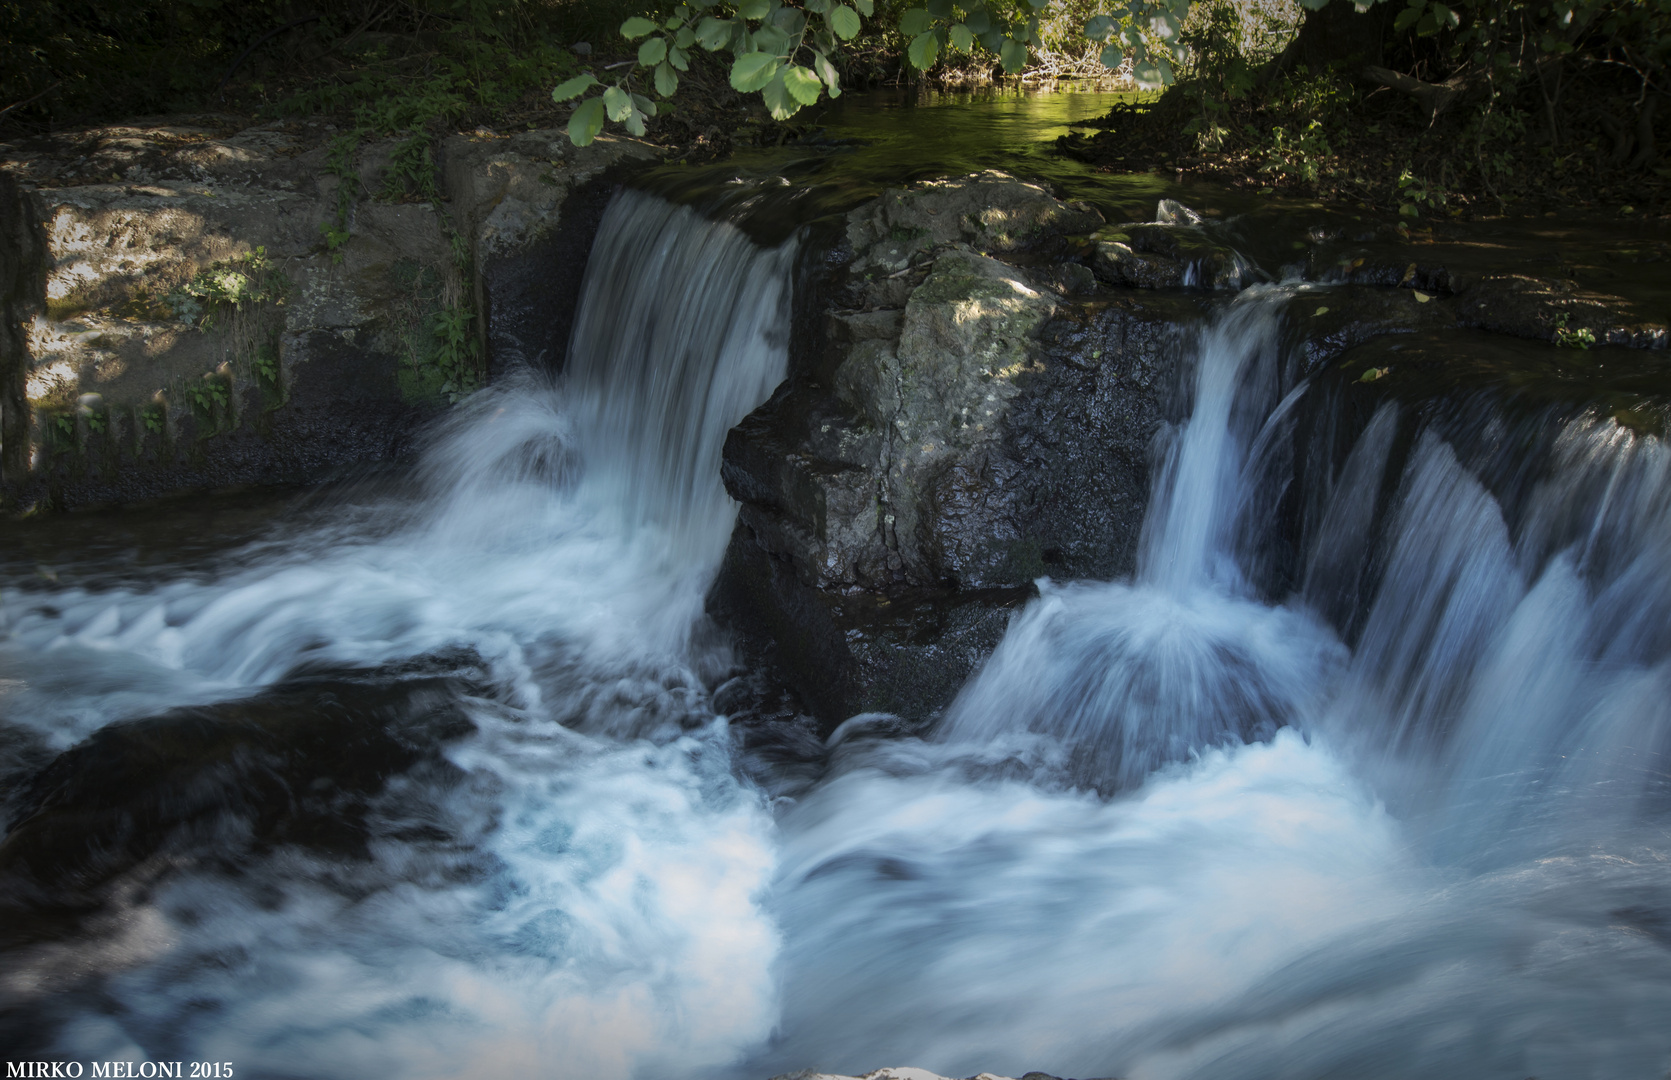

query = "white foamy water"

[
  {"left": 4, "top": 199, "right": 1670, "bottom": 1080},
  {"left": 2, "top": 191, "right": 795, "bottom": 1078}
]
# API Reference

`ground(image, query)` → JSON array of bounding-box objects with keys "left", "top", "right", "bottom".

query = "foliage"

[
  {"left": 1553, "top": 312, "right": 1596, "bottom": 349},
  {"left": 1261, "top": 119, "right": 1332, "bottom": 183},
  {"left": 167, "top": 248, "right": 289, "bottom": 329},
  {"left": 1, "top": 0, "right": 605, "bottom": 136},
  {"left": 389, "top": 259, "right": 481, "bottom": 404},
  {"left": 553, "top": 0, "right": 877, "bottom": 144},
  {"left": 185, "top": 374, "right": 231, "bottom": 424}
]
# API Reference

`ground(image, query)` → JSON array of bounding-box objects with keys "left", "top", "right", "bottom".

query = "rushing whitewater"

[{"left": 2, "top": 194, "right": 1670, "bottom": 1080}]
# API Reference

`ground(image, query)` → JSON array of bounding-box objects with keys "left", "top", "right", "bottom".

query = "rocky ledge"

[
  {"left": 0, "top": 117, "right": 658, "bottom": 510},
  {"left": 712, "top": 169, "right": 1670, "bottom": 728}
]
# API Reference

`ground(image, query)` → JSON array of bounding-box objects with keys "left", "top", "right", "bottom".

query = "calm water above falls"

[{"left": 4, "top": 162, "right": 1671, "bottom": 1077}]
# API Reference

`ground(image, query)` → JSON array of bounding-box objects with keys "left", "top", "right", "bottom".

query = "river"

[{"left": 2, "top": 88, "right": 1670, "bottom": 1079}]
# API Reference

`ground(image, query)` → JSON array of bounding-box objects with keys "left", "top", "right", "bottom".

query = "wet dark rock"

[
  {"left": 1092, "top": 222, "right": 1248, "bottom": 290},
  {"left": 715, "top": 174, "right": 1195, "bottom": 725},
  {"left": 0, "top": 662, "right": 481, "bottom": 947}
]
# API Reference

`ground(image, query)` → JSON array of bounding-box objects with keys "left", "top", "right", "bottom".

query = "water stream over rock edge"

[{"left": 0, "top": 175, "right": 1668, "bottom": 1079}]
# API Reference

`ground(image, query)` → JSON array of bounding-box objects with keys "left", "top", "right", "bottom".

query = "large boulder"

[
  {"left": 714, "top": 173, "right": 1191, "bottom": 724},
  {"left": 0, "top": 118, "right": 657, "bottom": 509}
]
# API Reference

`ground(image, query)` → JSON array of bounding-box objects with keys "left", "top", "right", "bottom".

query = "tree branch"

[{"left": 1362, "top": 65, "right": 1471, "bottom": 123}]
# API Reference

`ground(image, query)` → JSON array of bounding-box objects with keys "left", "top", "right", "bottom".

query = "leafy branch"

[
  {"left": 553, "top": 0, "right": 875, "bottom": 145},
  {"left": 551, "top": 0, "right": 1363, "bottom": 146}
]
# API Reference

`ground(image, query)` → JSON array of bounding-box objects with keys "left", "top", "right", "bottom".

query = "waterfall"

[
  {"left": 5, "top": 191, "right": 1671, "bottom": 1080},
  {"left": 935, "top": 287, "right": 1345, "bottom": 791},
  {"left": 1, "top": 191, "right": 796, "bottom": 1077},
  {"left": 762, "top": 287, "right": 1671, "bottom": 1079}
]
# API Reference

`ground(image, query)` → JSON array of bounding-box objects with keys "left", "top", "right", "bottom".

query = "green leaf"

[
  {"left": 926, "top": 0, "right": 952, "bottom": 18},
  {"left": 770, "top": 7, "right": 806, "bottom": 34},
  {"left": 1132, "top": 58, "right": 1172, "bottom": 88},
  {"left": 998, "top": 36, "right": 1027, "bottom": 72},
  {"left": 551, "top": 73, "right": 599, "bottom": 102},
  {"left": 949, "top": 23, "right": 974, "bottom": 52},
  {"left": 669, "top": 45, "right": 691, "bottom": 70},
  {"left": 639, "top": 37, "right": 668, "bottom": 66},
  {"left": 760, "top": 69, "right": 803, "bottom": 120},
  {"left": 1027, "top": 0, "right": 1048, "bottom": 8},
  {"left": 1099, "top": 43, "right": 1123, "bottom": 69},
  {"left": 751, "top": 24, "right": 790, "bottom": 53},
  {"left": 632, "top": 92, "right": 658, "bottom": 117},
  {"left": 813, "top": 50, "right": 842, "bottom": 94},
  {"left": 899, "top": 8, "right": 932, "bottom": 35},
  {"left": 731, "top": 51, "right": 781, "bottom": 91},
  {"left": 738, "top": 0, "right": 771, "bottom": 18},
  {"left": 1393, "top": 2, "right": 1423, "bottom": 32},
  {"left": 620, "top": 16, "right": 658, "bottom": 39},
  {"left": 783, "top": 64, "right": 823, "bottom": 105},
  {"left": 908, "top": 31, "right": 940, "bottom": 69},
  {"left": 964, "top": 7, "right": 991, "bottom": 34},
  {"left": 805, "top": 0, "right": 830, "bottom": 11},
  {"left": 603, "top": 85, "right": 634, "bottom": 121},
  {"left": 655, "top": 62, "right": 679, "bottom": 96},
  {"left": 829, "top": 4, "right": 861, "bottom": 39},
  {"left": 696, "top": 16, "right": 735, "bottom": 49},
  {"left": 623, "top": 107, "right": 647, "bottom": 137},
  {"left": 978, "top": 28, "right": 1004, "bottom": 52},
  {"left": 675, "top": 26, "right": 697, "bottom": 47},
  {"left": 854, "top": 0, "right": 874, "bottom": 15},
  {"left": 568, "top": 98, "right": 605, "bottom": 146},
  {"left": 1083, "top": 14, "right": 1115, "bottom": 41}
]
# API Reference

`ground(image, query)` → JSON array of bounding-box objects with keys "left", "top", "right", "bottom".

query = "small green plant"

[
  {"left": 1553, "top": 312, "right": 1596, "bottom": 349},
  {"left": 1261, "top": 120, "right": 1332, "bottom": 184},
  {"left": 379, "top": 133, "right": 440, "bottom": 204},
  {"left": 142, "top": 405, "right": 166, "bottom": 434},
  {"left": 167, "top": 247, "right": 288, "bottom": 328},
  {"left": 1397, "top": 167, "right": 1444, "bottom": 219},
  {"left": 185, "top": 375, "right": 230, "bottom": 421},
  {"left": 319, "top": 222, "right": 352, "bottom": 264},
  {"left": 429, "top": 304, "right": 482, "bottom": 402},
  {"left": 52, "top": 412, "right": 76, "bottom": 446},
  {"left": 252, "top": 341, "right": 280, "bottom": 389}
]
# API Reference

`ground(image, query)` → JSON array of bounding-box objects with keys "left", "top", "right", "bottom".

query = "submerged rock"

[{"left": 1091, "top": 222, "right": 1249, "bottom": 290}]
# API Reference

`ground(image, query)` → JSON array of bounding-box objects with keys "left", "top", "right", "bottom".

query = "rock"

[
  {"left": 715, "top": 173, "right": 1188, "bottom": 725},
  {"left": 0, "top": 118, "right": 658, "bottom": 509},
  {"left": 1091, "top": 222, "right": 1250, "bottom": 290},
  {"left": 843, "top": 170, "right": 1103, "bottom": 277}
]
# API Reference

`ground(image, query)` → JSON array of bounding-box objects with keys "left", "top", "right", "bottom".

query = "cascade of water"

[
  {"left": 935, "top": 287, "right": 1344, "bottom": 790},
  {"left": 6, "top": 184, "right": 1671, "bottom": 1080},
  {"left": 1, "top": 191, "right": 797, "bottom": 1076},
  {"left": 766, "top": 283, "right": 1671, "bottom": 1079}
]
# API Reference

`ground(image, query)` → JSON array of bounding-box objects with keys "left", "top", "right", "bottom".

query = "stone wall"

[{"left": 0, "top": 118, "right": 658, "bottom": 510}]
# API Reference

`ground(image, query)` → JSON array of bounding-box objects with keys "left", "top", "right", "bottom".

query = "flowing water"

[{"left": 4, "top": 181, "right": 1671, "bottom": 1080}]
